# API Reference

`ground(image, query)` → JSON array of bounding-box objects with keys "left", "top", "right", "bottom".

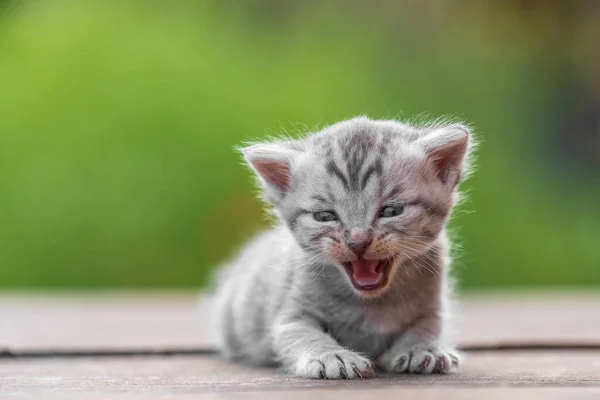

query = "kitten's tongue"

[{"left": 350, "top": 259, "right": 382, "bottom": 286}]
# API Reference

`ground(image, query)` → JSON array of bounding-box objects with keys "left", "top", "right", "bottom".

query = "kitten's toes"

[
  {"left": 408, "top": 348, "right": 436, "bottom": 373},
  {"left": 389, "top": 346, "right": 461, "bottom": 374},
  {"left": 296, "top": 350, "right": 375, "bottom": 379},
  {"left": 431, "top": 347, "right": 461, "bottom": 373}
]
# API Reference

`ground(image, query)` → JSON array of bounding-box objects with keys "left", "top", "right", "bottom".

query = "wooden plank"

[
  {"left": 454, "top": 292, "right": 600, "bottom": 346},
  {"left": 1, "top": 293, "right": 599, "bottom": 398},
  {"left": 1, "top": 292, "right": 599, "bottom": 350},
  {"left": 0, "top": 293, "right": 212, "bottom": 350},
  {"left": 1, "top": 352, "right": 599, "bottom": 398},
  {"left": 3, "top": 389, "right": 600, "bottom": 400}
]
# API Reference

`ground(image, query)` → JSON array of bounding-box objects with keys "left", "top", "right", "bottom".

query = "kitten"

[{"left": 211, "top": 116, "right": 475, "bottom": 379}]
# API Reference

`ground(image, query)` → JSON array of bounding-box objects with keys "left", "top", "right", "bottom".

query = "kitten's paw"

[
  {"left": 295, "top": 350, "right": 375, "bottom": 379},
  {"left": 387, "top": 345, "right": 460, "bottom": 374}
]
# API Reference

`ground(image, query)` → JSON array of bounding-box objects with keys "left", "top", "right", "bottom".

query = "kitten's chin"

[{"left": 341, "top": 257, "right": 394, "bottom": 297}]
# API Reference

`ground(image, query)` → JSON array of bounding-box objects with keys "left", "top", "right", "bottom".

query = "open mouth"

[{"left": 342, "top": 257, "right": 393, "bottom": 293}]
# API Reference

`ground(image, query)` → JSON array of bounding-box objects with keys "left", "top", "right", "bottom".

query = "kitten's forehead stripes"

[
  {"left": 341, "top": 129, "right": 378, "bottom": 192},
  {"left": 326, "top": 160, "right": 350, "bottom": 191},
  {"left": 326, "top": 137, "right": 387, "bottom": 193},
  {"left": 346, "top": 147, "right": 368, "bottom": 191},
  {"left": 360, "top": 159, "right": 383, "bottom": 191}
]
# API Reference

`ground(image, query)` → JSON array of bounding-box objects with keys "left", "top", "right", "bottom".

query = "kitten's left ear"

[{"left": 415, "top": 124, "right": 472, "bottom": 187}]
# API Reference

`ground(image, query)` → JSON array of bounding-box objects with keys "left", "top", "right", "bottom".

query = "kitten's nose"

[{"left": 345, "top": 230, "right": 373, "bottom": 257}]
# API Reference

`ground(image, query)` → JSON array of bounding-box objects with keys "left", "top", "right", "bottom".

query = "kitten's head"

[{"left": 241, "top": 116, "right": 474, "bottom": 297}]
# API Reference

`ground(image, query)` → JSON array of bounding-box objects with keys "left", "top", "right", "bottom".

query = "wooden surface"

[{"left": 1, "top": 292, "right": 599, "bottom": 399}]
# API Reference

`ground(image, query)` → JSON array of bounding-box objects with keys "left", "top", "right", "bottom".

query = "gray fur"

[{"left": 211, "top": 116, "right": 475, "bottom": 379}]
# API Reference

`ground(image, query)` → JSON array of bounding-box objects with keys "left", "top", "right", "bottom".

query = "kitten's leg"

[
  {"left": 272, "top": 318, "right": 375, "bottom": 379},
  {"left": 377, "top": 315, "right": 461, "bottom": 374}
]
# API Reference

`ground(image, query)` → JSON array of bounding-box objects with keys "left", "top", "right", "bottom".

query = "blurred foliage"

[{"left": 0, "top": 1, "right": 598, "bottom": 289}]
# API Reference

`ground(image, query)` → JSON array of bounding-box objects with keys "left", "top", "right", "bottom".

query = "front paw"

[
  {"left": 295, "top": 350, "right": 376, "bottom": 379},
  {"left": 384, "top": 345, "right": 460, "bottom": 374}
]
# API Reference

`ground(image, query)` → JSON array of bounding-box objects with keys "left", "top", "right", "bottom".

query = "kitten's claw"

[
  {"left": 296, "top": 350, "right": 375, "bottom": 379},
  {"left": 388, "top": 346, "right": 460, "bottom": 374},
  {"left": 392, "top": 355, "right": 408, "bottom": 373}
]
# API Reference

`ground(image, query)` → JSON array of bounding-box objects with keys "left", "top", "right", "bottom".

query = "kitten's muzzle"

[
  {"left": 346, "top": 238, "right": 372, "bottom": 257},
  {"left": 345, "top": 228, "right": 373, "bottom": 257}
]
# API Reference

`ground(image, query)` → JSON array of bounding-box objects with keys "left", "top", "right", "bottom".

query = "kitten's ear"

[
  {"left": 241, "top": 143, "right": 295, "bottom": 192},
  {"left": 415, "top": 124, "right": 471, "bottom": 186}
]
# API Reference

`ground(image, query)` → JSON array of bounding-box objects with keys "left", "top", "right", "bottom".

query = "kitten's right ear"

[{"left": 241, "top": 143, "right": 294, "bottom": 192}]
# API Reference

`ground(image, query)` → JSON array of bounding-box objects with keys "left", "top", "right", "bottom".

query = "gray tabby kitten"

[{"left": 211, "top": 116, "right": 475, "bottom": 379}]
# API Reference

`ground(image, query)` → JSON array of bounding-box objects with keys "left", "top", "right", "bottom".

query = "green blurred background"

[{"left": 0, "top": 0, "right": 598, "bottom": 290}]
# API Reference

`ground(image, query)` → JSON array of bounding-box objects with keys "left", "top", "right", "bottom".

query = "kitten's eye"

[
  {"left": 379, "top": 205, "right": 404, "bottom": 218},
  {"left": 313, "top": 211, "right": 338, "bottom": 222}
]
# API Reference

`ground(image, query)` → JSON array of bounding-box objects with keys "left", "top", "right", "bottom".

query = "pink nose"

[{"left": 345, "top": 230, "right": 373, "bottom": 257}]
